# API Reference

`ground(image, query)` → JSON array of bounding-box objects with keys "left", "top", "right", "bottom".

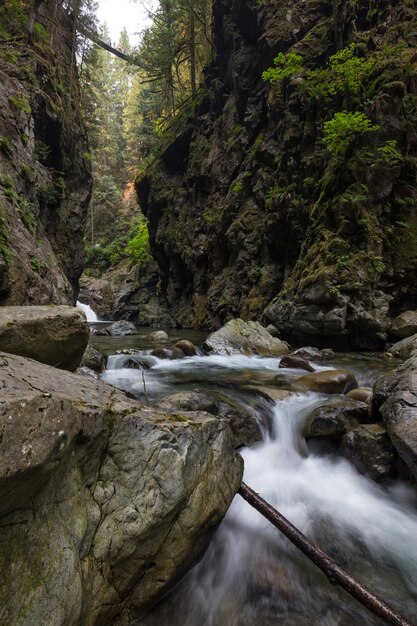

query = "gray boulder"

[
  {"left": 374, "top": 345, "right": 417, "bottom": 480},
  {"left": 279, "top": 354, "right": 314, "bottom": 372},
  {"left": 81, "top": 345, "right": 107, "bottom": 372},
  {"left": 0, "top": 305, "right": 89, "bottom": 371},
  {"left": 147, "top": 330, "right": 169, "bottom": 341},
  {"left": 109, "top": 320, "right": 138, "bottom": 336},
  {"left": 0, "top": 352, "right": 242, "bottom": 626},
  {"left": 341, "top": 424, "right": 394, "bottom": 480},
  {"left": 390, "top": 310, "right": 417, "bottom": 339},
  {"left": 389, "top": 334, "right": 417, "bottom": 360},
  {"left": 203, "top": 319, "right": 289, "bottom": 356}
]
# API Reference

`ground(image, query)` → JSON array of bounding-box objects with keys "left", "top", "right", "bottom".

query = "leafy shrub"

[
  {"left": 125, "top": 221, "right": 151, "bottom": 267},
  {"left": 322, "top": 112, "right": 379, "bottom": 156},
  {"left": 262, "top": 52, "right": 303, "bottom": 83}
]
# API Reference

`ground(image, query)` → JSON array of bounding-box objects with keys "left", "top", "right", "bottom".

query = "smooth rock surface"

[
  {"left": 203, "top": 319, "right": 289, "bottom": 356},
  {"left": 0, "top": 353, "right": 243, "bottom": 626},
  {"left": 279, "top": 355, "right": 314, "bottom": 372},
  {"left": 81, "top": 345, "right": 107, "bottom": 372},
  {"left": 303, "top": 398, "right": 369, "bottom": 440},
  {"left": 175, "top": 340, "right": 198, "bottom": 356},
  {"left": 0, "top": 305, "right": 89, "bottom": 371},
  {"left": 147, "top": 330, "right": 169, "bottom": 342},
  {"left": 108, "top": 320, "right": 138, "bottom": 336},
  {"left": 294, "top": 370, "right": 358, "bottom": 395},
  {"left": 389, "top": 334, "right": 417, "bottom": 360}
]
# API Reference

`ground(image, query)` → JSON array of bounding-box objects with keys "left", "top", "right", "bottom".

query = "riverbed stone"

[
  {"left": 294, "top": 370, "right": 358, "bottom": 395},
  {"left": 303, "top": 398, "right": 368, "bottom": 440},
  {"left": 279, "top": 355, "right": 314, "bottom": 372},
  {"left": 0, "top": 305, "right": 89, "bottom": 371},
  {"left": 390, "top": 310, "right": 417, "bottom": 339},
  {"left": 150, "top": 347, "right": 185, "bottom": 360},
  {"left": 175, "top": 339, "right": 197, "bottom": 356},
  {"left": 81, "top": 345, "right": 107, "bottom": 372},
  {"left": 0, "top": 352, "right": 243, "bottom": 626},
  {"left": 202, "top": 319, "right": 289, "bottom": 356},
  {"left": 346, "top": 387, "right": 373, "bottom": 403},
  {"left": 374, "top": 347, "right": 417, "bottom": 480},
  {"left": 147, "top": 330, "right": 169, "bottom": 342},
  {"left": 291, "top": 346, "right": 324, "bottom": 361},
  {"left": 109, "top": 320, "right": 138, "bottom": 336},
  {"left": 341, "top": 424, "right": 394, "bottom": 479}
]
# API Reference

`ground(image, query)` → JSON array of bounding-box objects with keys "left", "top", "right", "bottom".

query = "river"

[{"left": 90, "top": 328, "right": 417, "bottom": 625}]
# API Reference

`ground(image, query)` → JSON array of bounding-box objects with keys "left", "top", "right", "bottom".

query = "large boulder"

[
  {"left": 389, "top": 334, "right": 417, "bottom": 360},
  {"left": 203, "top": 319, "right": 289, "bottom": 356},
  {"left": 390, "top": 311, "right": 417, "bottom": 339},
  {"left": 341, "top": 424, "right": 394, "bottom": 480},
  {"left": 0, "top": 306, "right": 89, "bottom": 371},
  {"left": 0, "top": 352, "right": 243, "bottom": 625},
  {"left": 374, "top": 346, "right": 417, "bottom": 480},
  {"left": 294, "top": 370, "right": 358, "bottom": 395},
  {"left": 108, "top": 320, "right": 138, "bottom": 336}
]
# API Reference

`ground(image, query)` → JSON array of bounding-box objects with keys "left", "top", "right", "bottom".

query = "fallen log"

[{"left": 238, "top": 482, "right": 414, "bottom": 626}]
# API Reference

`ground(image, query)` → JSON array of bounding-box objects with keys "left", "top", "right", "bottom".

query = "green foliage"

[
  {"left": 29, "top": 257, "right": 41, "bottom": 273},
  {"left": 125, "top": 221, "right": 151, "bottom": 267},
  {"left": 232, "top": 181, "right": 244, "bottom": 194},
  {"left": 0, "top": 205, "right": 11, "bottom": 263},
  {"left": 376, "top": 140, "right": 402, "bottom": 163},
  {"left": 368, "top": 253, "right": 385, "bottom": 275},
  {"left": 262, "top": 52, "right": 303, "bottom": 83},
  {"left": 0, "top": 136, "right": 12, "bottom": 155},
  {"left": 8, "top": 96, "right": 31, "bottom": 114},
  {"left": 322, "top": 112, "right": 379, "bottom": 156}
]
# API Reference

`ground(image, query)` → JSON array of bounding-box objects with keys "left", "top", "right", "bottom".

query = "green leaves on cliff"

[
  {"left": 262, "top": 52, "right": 303, "bottom": 83},
  {"left": 322, "top": 112, "right": 379, "bottom": 156}
]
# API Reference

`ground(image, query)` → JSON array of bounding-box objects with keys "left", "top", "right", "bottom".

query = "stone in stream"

[
  {"left": 81, "top": 345, "right": 107, "bottom": 372},
  {"left": 0, "top": 305, "right": 89, "bottom": 371},
  {"left": 291, "top": 346, "right": 325, "bottom": 361},
  {"left": 175, "top": 339, "right": 197, "bottom": 356},
  {"left": 147, "top": 330, "right": 169, "bottom": 341},
  {"left": 341, "top": 424, "right": 394, "bottom": 480},
  {"left": 294, "top": 370, "right": 358, "bottom": 394},
  {"left": 279, "top": 354, "right": 314, "bottom": 372},
  {"left": 0, "top": 352, "right": 242, "bottom": 625},
  {"left": 303, "top": 398, "right": 369, "bottom": 440},
  {"left": 150, "top": 346, "right": 185, "bottom": 360},
  {"left": 346, "top": 387, "right": 373, "bottom": 403},
  {"left": 202, "top": 318, "right": 289, "bottom": 356},
  {"left": 108, "top": 320, "right": 138, "bottom": 336},
  {"left": 124, "top": 358, "right": 151, "bottom": 370}
]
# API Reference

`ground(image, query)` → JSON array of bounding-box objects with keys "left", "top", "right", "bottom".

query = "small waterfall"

[{"left": 76, "top": 300, "right": 98, "bottom": 322}]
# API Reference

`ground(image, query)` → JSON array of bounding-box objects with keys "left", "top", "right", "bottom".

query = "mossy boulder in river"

[
  {"left": 0, "top": 352, "right": 243, "bottom": 625},
  {"left": 203, "top": 319, "right": 289, "bottom": 356},
  {"left": 0, "top": 305, "right": 89, "bottom": 371}
]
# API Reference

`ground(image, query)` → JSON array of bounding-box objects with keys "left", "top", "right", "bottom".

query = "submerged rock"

[
  {"left": 294, "top": 370, "right": 358, "bottom": 395},
  {"left": 0, "top": 305, "right": 89, "bottom": 371},
  {"left": 203, "top": 319, "right": 289, "bottom": 356},
  {"left": 0, "top": 353, "right": 242, "bottom": 625},
  {"left": 147, "top": 330, "right": 169, "bottom": 342},
  {"left": 341, "top": 424, "right": 394, "bottom": 480}
]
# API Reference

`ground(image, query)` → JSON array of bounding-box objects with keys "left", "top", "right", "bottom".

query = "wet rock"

[
  {"left": 390, "top": 311, "right": 417, "bottom": 339},
  {"left": 346, "top": 387, "right": 373, "bottom": 403},
  {"left": 266, "top": 324, "right": 280, "bottom": 338},
  {"left": 150, "top": 347, "right": 185, "bottom": 360},
  {"left": 76, "top": 365, "right": 99, "bottom": 379},
  {"left": 321, "top": 348, "right": 335, "bottom": 360},
  {"left": 389, "top": 334, "right": 417, "bottom": 360},
  {"left": 147, "top": 330, "right": 169, "bottom": 342},
  {"left": 175, "top": 339, "right": 197, "bottom": 356},
  {"left": 303, "top": 398, "right": 369, "bottom": 440},
  {"left": 0, "top": 305, "right": 89, "bottom": 371},
  {"left": 0, "top": 352, "right": 242, "bottom": 625},
  {"left": 109, "top": 320, "right": 138, "bottom": 336},
  {"left": 124, "top": 358, "right": 151, "bottom": 370},
  {"left": 92, "top": 326, "right": 111, "bottom": 336},
  {"left": 294, "top": 370, "right": 358, "bottom": 395},
  {"left": 291, "top": 346, "right": 324, "bottom": 361},
  {"left": 81, "top": 346, "right": 107, "bottom": 372},
  {"left": 243, "top": 386, "right": 293, "bottom": 404},
  {"left": 203, "top": 319, "right": 289, "bottom": 356},
  {"left": 341, "top": 424, "right": 395, "bottom": 479},
  {"left": 374, "top": 347, "right": 417, "bottom": 480},
  {"left": 154, "top": 390, "right": 263, "bottom": 448},
  {"left": 279, "top": 355, "right": 314, "bottom": 372}
]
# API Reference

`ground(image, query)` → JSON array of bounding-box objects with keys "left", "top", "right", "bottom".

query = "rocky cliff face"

[
  {"left": 137, "top": 0, "right": 417, "bottom": 349},
  {"left": 0, "top": 0, "right": 92, "bottom": 305}
]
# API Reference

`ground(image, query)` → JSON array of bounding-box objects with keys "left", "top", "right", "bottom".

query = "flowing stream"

[
  {"left": 91, "top": 331, "right": 417, "bottom": 625},
  {"left": 76, "top": 300, "right": 98, "bottom": 322}
]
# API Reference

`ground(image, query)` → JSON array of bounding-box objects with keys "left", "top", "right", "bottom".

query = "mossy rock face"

[
  {"left": 0, "top": 305, "right": 89, "bottom": 371},
  {"left": 0, "top": 352, "right": 243, "bottom": 625}
]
